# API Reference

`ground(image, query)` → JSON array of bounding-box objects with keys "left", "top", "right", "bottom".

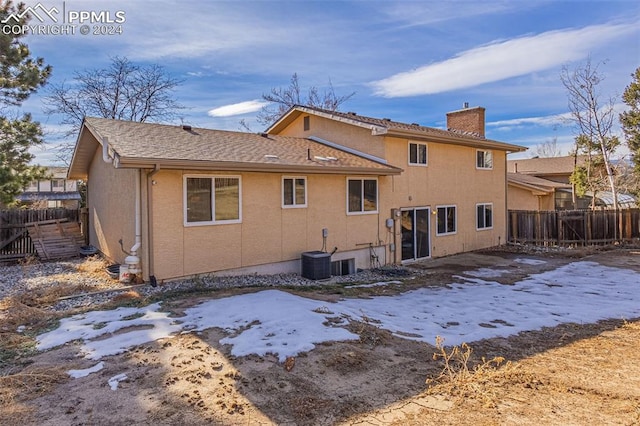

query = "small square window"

[
  {"left": 409, "top": 142, "right": 428, "bottom": 166},
  {"left": 476, "top": 150, "right": 493, "bottom": 169},
  {"left": 283, "top": 177, "right": 307, "bottom": 208},
  {"left": 347, "top": 178, "right": 378, "bottom": 214}
]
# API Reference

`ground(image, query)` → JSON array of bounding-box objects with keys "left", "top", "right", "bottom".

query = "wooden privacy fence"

[
  {"left": 0, "top": 208, "right": 83, "bottom": 260},
  {"left": 508, "top": 209, "right": 640, "bottom": 246}
]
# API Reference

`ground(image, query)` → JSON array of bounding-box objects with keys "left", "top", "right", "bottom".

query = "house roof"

[
  {"left": 507, "top": 155, "right": 587, "bottom": 176},
  {"left": 266, "top": 105, "right": 527, "bottom": 153},
  {"left": 68, "top": 117, "right": 403, "bottom": 180},
  {"left": 507, "top": 172, "right": 571, "bottom": 194}
]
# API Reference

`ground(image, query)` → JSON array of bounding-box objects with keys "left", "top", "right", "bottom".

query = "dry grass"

[
  {"left": 75, "top": 255, "right": 108, "bottom": 275},
  {"left": 0, "top": 366, "right": 69, "bottom": 423}
]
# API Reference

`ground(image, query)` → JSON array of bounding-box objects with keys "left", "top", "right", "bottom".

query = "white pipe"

[
  {"left": 130, "top": 168, "right": 142, "bottom": 255},
  {"left": 102, "top": 137, "right": 112, "bottom": 163}
]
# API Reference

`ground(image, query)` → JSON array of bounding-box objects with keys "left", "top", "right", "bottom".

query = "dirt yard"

[{"left": 1, "top": 247, "right": 639, "bottom": 425}]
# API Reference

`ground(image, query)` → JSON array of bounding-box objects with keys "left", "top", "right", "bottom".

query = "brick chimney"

[{"left": 446, "top": 103, "right": 485, "bottom": 137}]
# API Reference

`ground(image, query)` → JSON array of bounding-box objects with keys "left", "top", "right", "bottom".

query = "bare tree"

[
  {"left": 561, "top": 58, "right": 619, "bottom": 211},
  {"left": 256, "top": 73, "right": 355, "bottom": 126},
  {"left": 44, "top": 56, "right": 183, "bottom": 162},
  {"left": 532, "top": 137, "right": 562, "bottom": 158}
]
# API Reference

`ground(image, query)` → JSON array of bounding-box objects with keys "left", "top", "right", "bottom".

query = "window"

[
  {"left": 303, "top": 116, "right": 310, "bottom": 131},
  {"left": 476, "top": 150, "right": 493, "bottom": 169},
  {"left": 184, "top": 176, "right": 241, "bottom": 225},
  {"left": 282, "top": 176, "right": 307, "bottom": 208},
  {"left": 51, "top": 179, "right": 65, "bottom": 191},
  {"left": 436, "top": 205, "right": 457, "bottom": 235},
  {"left": 347, "top": 178, "right": 378, "bottom": 214},
  {"left": 476, "top": 203, "right": 493, "bottom": 230},
  {"left": 408, "top": 142, "right": 428, "bottom": 165}
]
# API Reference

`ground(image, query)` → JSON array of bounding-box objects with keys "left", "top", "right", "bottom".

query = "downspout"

[
  {"left": 125, "top": 169, "right": 142, "bottom": 282},
  {"left": 146, "top": 164, "right": 161, "bottom": 285}
]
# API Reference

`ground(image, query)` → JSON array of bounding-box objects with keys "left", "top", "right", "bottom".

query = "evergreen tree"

[
  {"left": 620, "top": 67, "right": 640, "bottom": 175},
  {"left": 0, "top": 1, "right": 52, "bottom": 205}
]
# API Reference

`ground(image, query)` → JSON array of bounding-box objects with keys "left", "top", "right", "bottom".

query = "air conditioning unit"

[{"left": 301, "top": 251, "right": 331, "bottom": 280}]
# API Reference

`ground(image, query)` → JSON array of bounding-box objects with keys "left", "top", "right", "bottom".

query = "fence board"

[
  {"left": 508, "top": 209, "right": 640, "bottom": 245},
  {"left": 0, "top": 208, "right": 81, "bottom": 259}
]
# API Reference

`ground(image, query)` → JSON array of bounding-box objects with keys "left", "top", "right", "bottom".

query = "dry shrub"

[
  {"left": 348, "top": 312, "right": 389, "bottom": 347},
  {"left": 426, "top": 336, "right": 510, "bottom": 408}
]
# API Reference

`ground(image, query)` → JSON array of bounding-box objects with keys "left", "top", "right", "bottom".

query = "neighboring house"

[
  {"left": 68, "top": 105, "right": 526, "bottom": 282},
  {"left": 507, "top": 172, "right": 572, "bottom": 211},
  {"left": 507, "top": 155, "right": 637, "bottom": 210},
  {"left": 17, "top": 167, "right": 81, "bottom": 209}
]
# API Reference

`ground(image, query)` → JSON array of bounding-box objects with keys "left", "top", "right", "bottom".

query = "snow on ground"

[{"left": 35, "top": 259, "right": 640, "bottom": 377}]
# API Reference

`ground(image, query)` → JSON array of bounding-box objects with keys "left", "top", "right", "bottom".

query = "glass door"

[{"left": 401, "top": 208, "right": 430, "bottom": 261}]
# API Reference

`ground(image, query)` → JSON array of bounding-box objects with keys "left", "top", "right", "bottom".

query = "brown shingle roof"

[
  {"left": 68, "top": 117, "right": 402, "bottom": 179},
  {"left": 267, "top": 105, "right": 527, "bottom": 153},
  {"left": 507, "top": 156, "right": 587, "bottom": 175},
  {"left": 507, "top": 172, "right": 571, "bottom": 193}
]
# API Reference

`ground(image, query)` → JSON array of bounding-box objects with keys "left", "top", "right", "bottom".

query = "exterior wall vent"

[{"left": 182, "top": 125, "right": 192, "bottom": 131}]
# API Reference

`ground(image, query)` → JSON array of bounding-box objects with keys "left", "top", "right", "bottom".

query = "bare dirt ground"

[{"left": 1, "top": 247, "right": 639, "bottom": 425}]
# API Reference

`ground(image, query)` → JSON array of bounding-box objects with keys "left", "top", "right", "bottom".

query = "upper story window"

[
  {"left": 184, "top": 175, "right": 241, "bottom": 226},
  {"left": 476, "top": 203, "right": 493, "bottom": 230},
  {"left": 408, "top": 142, "right": 428, "bottom": 166},
  {"left": 436, "top": 205, "right": 457, "bottom": 235},
  {"left": 51, "top": 179, "right": 65, "bottom": 191},
  {"left": 282, "top": 176, "right": 307, "bottom": 208},
  {"left": 476, "top": 150, "right": 493, "bottom": 169},
  {"left": 347, "top": 178, "right": 378, "bottom": 214}
]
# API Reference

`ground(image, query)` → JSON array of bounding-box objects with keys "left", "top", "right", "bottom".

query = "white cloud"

[
  {"left": 488, "top": 112, "right": 572, "bottom": 128},
  {"left": 370, "top": 22, "right": 637, "bottom": 97},
  {"left": 207, "top": 100, "right": 268, "bottom": 117}
]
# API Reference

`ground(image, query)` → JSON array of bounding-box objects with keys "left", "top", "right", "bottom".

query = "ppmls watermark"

[{"left": 1, "top": 2, "right": 126, "bottom": 36}]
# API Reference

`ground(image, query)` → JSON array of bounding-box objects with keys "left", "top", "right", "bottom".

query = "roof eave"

[
  {"left": 385, "top": 128, "right": 527, "bottom": 153},
  {"left": 117, "top": 157, "right": 403, "bottom": 176}
]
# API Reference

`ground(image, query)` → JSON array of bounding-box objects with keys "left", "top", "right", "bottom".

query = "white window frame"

[
  {"left": 183, "top": 175, "right": 242, "bottom": 226},
  {"left": 476, "top": 150, "right": 493, "bottom": 170},
  {"left": 436, "top": 205, "right": 457, "bottom": 236},
  {"left": 346, "top": 177, "right": 378, "bottom": 215},
  {"left": 408, "top": 141, "right": 428, "bottom": 166},
  {"left": 476, "top": 203, "right": 493, "bottom": 230},
  {"left": 282, "top": 176, "right": 307, "bottom": 208}
]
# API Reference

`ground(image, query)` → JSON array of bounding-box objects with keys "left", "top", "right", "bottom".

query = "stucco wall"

[
  {"left": 379, "top": 138, "right": 508, "bottom": 260},
  {"left": 87, "top": 146, "right": 136, "bottom": 265},
  {"left": 277, "top": 114, "right": 387, "bottom": 159},
  {"left": 274, "top": 113, "right": 509, "bottom": 261},
  {"left": 150, "top": 170, "right": 384, "bottom": 280},
  {"left": 507, "top": 186, "right": 555, "bottom": 211}
]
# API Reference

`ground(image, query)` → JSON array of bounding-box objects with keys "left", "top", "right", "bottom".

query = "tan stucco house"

[
  {"left": 506, "top": 155, "right": 637, "bottom": 210},
  {"left": 68, "top": 105, "right": 526, "bottom": 282}
]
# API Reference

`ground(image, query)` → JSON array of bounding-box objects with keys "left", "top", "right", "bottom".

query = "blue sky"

[{"left": 14, "top": 0, "right": 640, "bottom": 165}]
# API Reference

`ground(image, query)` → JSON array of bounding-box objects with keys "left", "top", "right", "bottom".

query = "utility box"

[{"left": 301, "top": 251, "right": 331, "bottom": 280}]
